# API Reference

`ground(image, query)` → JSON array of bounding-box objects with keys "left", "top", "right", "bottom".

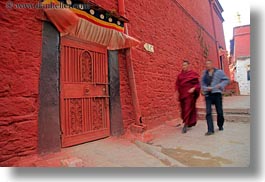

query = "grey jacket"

[{"left": 201, "top": 68, "right": 230, "bottom": 95}]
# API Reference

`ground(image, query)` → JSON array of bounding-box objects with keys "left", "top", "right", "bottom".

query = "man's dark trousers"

[{"left": 205, "top": 93, "right": 224, "bottom": 132}]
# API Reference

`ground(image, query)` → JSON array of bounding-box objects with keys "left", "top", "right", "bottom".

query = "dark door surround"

[{"left": 38, "top": 22, "right": 124, "bottom": 154}]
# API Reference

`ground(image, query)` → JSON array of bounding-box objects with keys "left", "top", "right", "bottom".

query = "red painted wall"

[
  {"left": 89, "top": 0, "right": 117, "bottom": 11},
  {"left": 123, "top": 0, "right": 223, "bottom": 129},
  {"left": 233, "top": 25, "right": 251, "bottom": 59},
  {"left": 212, "top": 9, "right": 230, "bottom": 76},
  {"left": 212, "top": 8, "right": 226, "bottom": 49},
  {"left": 210, "top": 1, "right": 230, "bottom": 95},
  {"left": 0, "top": 0, "right": 42, "bottom": 165},
  {"left": 0, "top": 0, "right": 228, "bottom": 165},
  {"left": 230, "top": 25, "right": 250, "bottom": 82},
  {"left": 118, "top": 51, "right": 136, "bottom": 127},
  {"left": 176, "top": 0, "right": 215, "bottom": 36}
]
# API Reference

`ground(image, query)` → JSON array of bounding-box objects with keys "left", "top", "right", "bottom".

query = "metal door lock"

[{"left": 84, "top": 87, "right": 90, "bottom": 95}]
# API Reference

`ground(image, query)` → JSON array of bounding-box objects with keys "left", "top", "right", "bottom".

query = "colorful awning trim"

[
  {"left": 42, "top": 0, "right": 140, "bottom": 50},
  {"left": 42, "top": 0, "right": 124, "bottom": 32}
]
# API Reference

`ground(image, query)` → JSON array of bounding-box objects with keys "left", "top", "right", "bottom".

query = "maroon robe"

[{"left": 175, "top": 70, "right": 201, "bottom": 127}]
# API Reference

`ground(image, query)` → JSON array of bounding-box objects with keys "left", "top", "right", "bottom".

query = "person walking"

[
  {"left": 201, "top": 60, "right": 230, "bottom": 136},
  {"left": 175, "top": 60, "right": 201, "bottom": 133}
]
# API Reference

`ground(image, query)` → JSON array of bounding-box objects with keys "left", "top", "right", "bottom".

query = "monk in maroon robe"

[{"left": 175, "top": 60, "right": 201, "bottom": 133}]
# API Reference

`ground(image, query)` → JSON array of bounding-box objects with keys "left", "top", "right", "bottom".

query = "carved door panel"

[{"left": 60, "top": 36, "right": 110, "bottom": 147}]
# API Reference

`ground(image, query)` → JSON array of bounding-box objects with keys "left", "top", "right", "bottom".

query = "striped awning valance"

[{"left": 42, "top": 0, "right": 140, "bottom": 50}]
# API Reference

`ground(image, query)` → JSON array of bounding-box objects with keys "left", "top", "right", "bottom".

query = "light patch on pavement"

[{"left": 161, "top": 147, "right": 232, "bottom": 167}]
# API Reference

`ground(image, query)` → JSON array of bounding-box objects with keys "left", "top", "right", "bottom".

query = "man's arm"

[
  {"left": 216, "top": 70, "right": 230, "bottom": 90},
  {"left": 201, "top": 71, "right": 209, "bottom": 92}
]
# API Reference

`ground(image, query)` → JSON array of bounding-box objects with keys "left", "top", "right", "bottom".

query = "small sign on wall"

[{"left": 144, "top": 43, "right": 154, "bottom": 53}]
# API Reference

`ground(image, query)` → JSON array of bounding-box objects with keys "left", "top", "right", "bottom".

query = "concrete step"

[
  {"left": 197, "top": 107, "right": 250, "bottom": 115},
  {"left": 197, "top": 112, "right": 250, "bottom": 123}
]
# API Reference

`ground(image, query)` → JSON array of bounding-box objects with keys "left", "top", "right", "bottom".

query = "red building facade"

[
  {"left": 230, "top": 25, "right": 251, "bottom": 76},
  {"left": 229, "top": 25, "right": 251, "bottom": 94},
  {"left": 0, "top": 0, "right": 229, "bottom": 166}
]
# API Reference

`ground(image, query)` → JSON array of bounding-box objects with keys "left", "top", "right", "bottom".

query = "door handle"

[{"left": 84, "top": 87, "right": 90, "bottom": 95}]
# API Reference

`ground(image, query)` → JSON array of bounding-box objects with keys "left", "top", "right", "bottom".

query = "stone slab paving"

[{"left": 148, "top": 121, "right": 250, "bottom": 167}]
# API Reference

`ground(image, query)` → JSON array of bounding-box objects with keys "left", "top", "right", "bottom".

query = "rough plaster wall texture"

[
  {"left": 118, "top": 51, "right": 136, "bottom": 129},
  {"left": 124, "top": 0, "right": 220, "bottom": 128},
  {"left": 0, "top": 0, "right": 42, "bottom": 165},
  {"left": 234, "top": 26, "right": 250, "bottom": 60},
  {"left": 234, "top": 35, "right": 251, "bottom": 59}
]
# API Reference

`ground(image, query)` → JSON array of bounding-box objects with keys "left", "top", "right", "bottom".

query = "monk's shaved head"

[
  {"left": 182, "top": 60, "right": 190, "bottom": 71},
  {"left": 183, "top": 60, "right": 190, "bottom": 64}
]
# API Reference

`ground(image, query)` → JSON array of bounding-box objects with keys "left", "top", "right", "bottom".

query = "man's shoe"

[
  {"left": 205, "top": 131, "right": 214, "bottom": 136},
  {"left": 219, "top": 127, "right": 224, "bottom": 131},
  {"left": 182, "top": 126, "right": 187, "bottom": 134}
]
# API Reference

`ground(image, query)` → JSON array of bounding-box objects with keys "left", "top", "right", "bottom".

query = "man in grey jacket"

[{"left": 201, "top": 60, "right": 230, "bottom": 135}]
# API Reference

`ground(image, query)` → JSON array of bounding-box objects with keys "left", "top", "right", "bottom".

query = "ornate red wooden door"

[{"left": 60, "top": 36, "right": 110, "bottom": 147}]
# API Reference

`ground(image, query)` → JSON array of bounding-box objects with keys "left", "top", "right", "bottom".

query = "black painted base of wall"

[
  {"left": 38, "top": 21, "right": 61, "bottom": 154},
  {"left": 108, "top": 50, "right": 124, "bottom": 136}
]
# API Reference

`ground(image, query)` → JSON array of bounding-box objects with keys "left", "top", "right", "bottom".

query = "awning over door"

[{"left": 42, "top": 0, "right": 140, "bottom": 50}]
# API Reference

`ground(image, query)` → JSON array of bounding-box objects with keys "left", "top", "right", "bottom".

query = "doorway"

[
  {"left": 60, "top": 36, "right": 110, "bottom": 147},
  {"left": 39, "top": 22, "right": 124, "bottom": 153}
]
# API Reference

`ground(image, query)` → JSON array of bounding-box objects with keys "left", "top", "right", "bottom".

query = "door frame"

[{"left": 38, "top": 23, "right": 124, "bottom": 153}]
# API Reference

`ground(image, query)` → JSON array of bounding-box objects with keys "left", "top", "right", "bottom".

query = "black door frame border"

[{"left": 38, "top": 22, "right": 124, "bottom": 154}]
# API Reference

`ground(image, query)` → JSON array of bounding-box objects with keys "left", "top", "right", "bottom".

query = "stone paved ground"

[
  {"left": 62, "top": 137, "right": 167, "bottom": 167},
  {"left": 151, "top": 95, "right": 250, "bottom": 167},
  {"left": 15, "top": 136, "right": 167, "bottom": 167},
  {"left": 15, "top": 96, "right": 250, "bottom": 167},
  {"left": 149, "top": 121, "right": 250, "bottom": 167}
]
